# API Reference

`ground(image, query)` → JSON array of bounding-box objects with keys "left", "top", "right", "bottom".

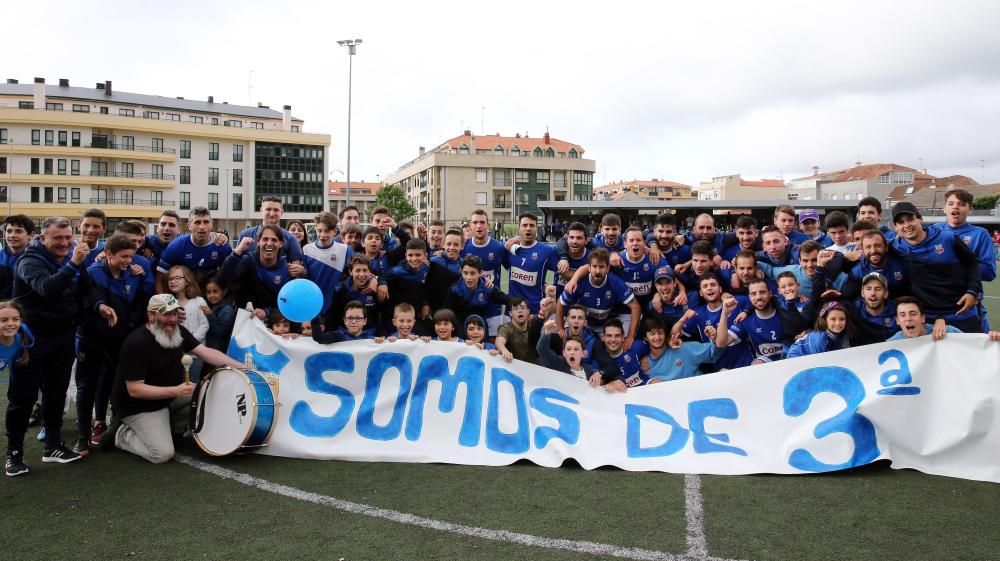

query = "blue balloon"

[{"left": 277, "top": 279, "right": 323, "bottom": 323}]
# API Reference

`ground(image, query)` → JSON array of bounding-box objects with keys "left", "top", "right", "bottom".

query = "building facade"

[
  {"left": 0, "top": 77, "right": 330, "bottom": 233},
  {"left": 696, "top": 174, "right": 787, "bottom": 201},
  {"left": 328, "top": 180, "right": 382, "bottom": 219},
  {"left": 383, "top": 130, "right": 596, "bottom": 228},
  {"left": 593, "top": 179, "right": 695, "bottom": 202}
]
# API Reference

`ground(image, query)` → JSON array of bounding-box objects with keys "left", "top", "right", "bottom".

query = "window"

[
  {"left": 71, "top": 188, "right": 80, "bottom": 203},
  {"left": 44, "top": 159, "right": 53, "bottom": 174},
  {"left": 143, "top": 110, "right": 160, "bottom": 119},
  {"left": 476, "top": 192, "right": 487, "bottom": 205},
  {"left": 224, "top": 120, "right": 242, "bottom": 128},
  {"left": 151, "top": 164, "right": 164, "bottom": 180},
  {"left": 877, "top": 173, "right": 890, "bottom": 185},
  {"left": 515, "top": 170, "right": 529, "bottom": 183},
  {"left": 553, "top": 171, "right": 566, "bottom": 188},
  {"left": 510, "top": 147, "right": 520, "bottom": 157},
  {"left": 121, "top": 136, "right": 134, "bottom": 150},
  {"left": 536, "top": 171, "right": 550, "bottom": 184},
  {"left": 151, "top": 138, "right": 164, "bottom": 153},
  {"left": 458, "top": 144, "right": 470, "bottom": 155},
  {"left": 119, "top": 108, "right": 135, "bottom": 117},
  {"left": 180, "top": 191, "right": 191, "bottom": 210},
  {"left": 121, "top": 163, "right": 133, "bottom": 178},
  {"left": 46, "top": 102, "right": 63, "bottom": 111},
  {"left": 291, "top": 125, "right": 300, "bottom": 132},
  {"left": 30, "top": 158, "right": 39, "bottom": 174},
  {"left": 208, "top": 192, "right": 219, "bottom": 211},
  {"left": 92, "top": 161, "right": 108, "bottom": 176},
  {"left": 19, "top": 101, "right": 34, "bottom": 109},
  {"left": 555, "top": 193, "right": 565, "bottom": 201},
  {"left": 0, "top": 157, "right": 5, "bottom": 174},
  {"left": 165, "top": 113, "right": 180, "bottom": 122},
  {"left": 232, "top": 144, "right": 243, "bottom": 162},
  {"left": 92, "top": 188, "right": 107, "bottom": 204},
  {"left": 120, "top": 190, "right": 133, "bottom": 204},
  {"left": 179, "top": 140, "right": 191, "bottom": 159},
  {"left": 57, "top": 159, "right": 66, "bottom": 175},
  {"left": 189, "top": 115, "right": 204, "bottom": 124},
  {"left": 71, "top": 132, "right": 80, "bottom": 147},
  {"left": 151, "top": 191, "right": 163, "bottom": 205},
  {"left": 31, "top": 187, "right": 39, "bottom": 203},
  {"left": 232, "top": 169, "right": 243, "bottom": 186},
  {"left": 208, "top": 167, "right": 219, "bottom": 185},
  {"left": 44, "top": 187, "right": 53, "bottom": 203},
  {"left": 71, "top": 160, "right": 80, "bottom": 175},
  {"left": 0, "top": 128, "right": 6, "bottom": 144},
  {"left": 180, "top": 166, "right": 190, "bottom": 184},
  {"left": 494, "top": 146, "right": 504, "bottom": 155},
  {"left": 533, "top": 147, "right": 543, "bottom": 157},
  {"left": 72, "top": 104, "right": 90, "bottom": 113},
  {"left": 545, "top": 148, "right": 555, "bottom": 157},
  {"left": 250, "top": 122, "right": 263, "bottom": 129},
  {"left": 31, "top": 129, "right": 40, "bottom": 145},
  {"left": 475, "top": 168, "right": 488, "bottom": 183},
  {"left": 233, "top": 193, "right": 243, "bottom": 212},
  {"left": 493, "top": 169, "right": 511, "bottom": 187},
  {"left": 568, "top": 148, "right": 578, "bottom": 158},
  {"left": 211, "top": 117, "right": 219, "bottom": 125},
  {"left": 58, "top": 131, "right": 68, "bottom": 146},
  {"left": 100, "top": 106, "right": 108, "bottom": 114},
  {"left": 209, "top": 142, "right": 219, "bottom": 160},
  {"left": 45, "top": 130, "right": 54, "bottom": 146}
]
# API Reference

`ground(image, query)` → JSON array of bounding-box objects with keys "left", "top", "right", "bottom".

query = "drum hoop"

[{"left": 194, "top": 368, "right": 269, "bottom": 456}]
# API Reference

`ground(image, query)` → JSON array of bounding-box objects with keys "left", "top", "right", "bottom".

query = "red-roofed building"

[
  {"left": 594, "top": 179, "right": 695, "bottom": 202},
  {"left": 383, "top": 130, "right": 596, "bottom": 227},
  {"left": 327, "top": 180, "right": 383, "bottom": 218},
  {"left": 791, "top": 162, "right": 980, "bottom": 202},
  {"left": 696, "top": 174, "right": 787, "bottom": 201}
]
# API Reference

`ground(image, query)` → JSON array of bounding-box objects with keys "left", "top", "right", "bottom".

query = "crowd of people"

[{"left": 2, "top": 190, "right": 998, "bottom": 476}]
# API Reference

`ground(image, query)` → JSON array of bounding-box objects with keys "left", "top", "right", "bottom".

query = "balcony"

[
  {"left": 89, "top": 140, "right": 176, "bottom": 154},
  {"left": 90, "top": 198, "right": 175, "bottom": 206},
  {"left": 492, "top": 201, "right": 512, "bottom": 208},
  {"left": 90, "top": 170, "right": 176, "bottom": 181}
]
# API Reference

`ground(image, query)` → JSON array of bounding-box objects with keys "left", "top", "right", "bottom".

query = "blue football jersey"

[
  {"left": 558, "top": 274, "right": 635, "bottom": 330},
  {"left": 156, "top": 234, "right": 232, "bottom": 274},
  {"left": 462, "top": 238, "right": 507, "bottom": 287},
  {"left": 508, "top": 241, "right": 558, "bottom": 313},
  {"left": 728, "top": 308, "right": 788, "bottom": 361}
]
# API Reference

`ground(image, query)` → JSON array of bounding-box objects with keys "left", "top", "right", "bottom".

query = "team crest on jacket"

[
  {"left": 605, "top": 290, "right": 612, "bottom": 299},
  {"left": 934, "top": 244, "right": 944, "bottom": 254},
  {"left": 211, "top": 251, "right": 219, "bottom": 260},
  {"left": 273, "top": 276, "right": 282, "bottom": 285},
  {"left": 962, "top": 235, "right": 972, "bottom": 245},
  {"left": 125, "top": 285, "right": 132, "bottom": 295},
  {"left": 642, "top": 263, "right": 649, "bottom": 271},
  {"left": 624, "top": 354, "right": 632, "bottom": 363},
  {"left": 531, "top": 252, "right": 538, "bottom": 260},
  {"left": 894, "top": 271, "right": 903, "bottom": 280},
  {"left": 487, "top": 252, "right": 495, "bottom": 261}
]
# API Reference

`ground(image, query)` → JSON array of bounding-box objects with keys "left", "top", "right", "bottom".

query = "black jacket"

[{"left": 13, "top": 241, "right": 88, "bottom": 336}]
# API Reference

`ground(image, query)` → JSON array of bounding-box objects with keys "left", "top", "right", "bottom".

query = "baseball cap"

[
  {"left": 861, "top": 272, "right": 888, "bottom": 290},
  {"left": 654, "top": 266, "right": 674, "bottom": 282},
  {"left": 891, "top": 201, "right": 920, "bottom": 222},
  {"left": 798, "top": 208, "right": 820, "bottom": 223},
  {"left": 147, "top": 293, "right": 182, "bottom": 314}
]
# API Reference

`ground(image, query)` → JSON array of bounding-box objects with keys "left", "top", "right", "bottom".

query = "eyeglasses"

[
  {"left": 167, "top": 276, "right": 186, "bottom": 282},
  {"left": 344, "top": 316, "right": 366, "bottom": 322}
]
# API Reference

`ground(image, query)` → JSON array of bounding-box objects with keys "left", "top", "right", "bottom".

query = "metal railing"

[
  {"left": 8, "top": 105, "right": 303, "bottom": 134},
  {"left": 89, "top": 171, "right": 175, "bottom": 180},
  {"left": 88, "top": 141, "right": 177, "bottom": 154},
  {"left": 86, "top": 197, "right": 174, "bottom": 206},
  {"left": 493, "top": 201, "right": 512, "bottom": 208}
]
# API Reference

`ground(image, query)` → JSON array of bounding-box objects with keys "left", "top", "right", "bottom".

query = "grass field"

[{"left": 1, "top": 280, "right": 998, "bottom": 561}]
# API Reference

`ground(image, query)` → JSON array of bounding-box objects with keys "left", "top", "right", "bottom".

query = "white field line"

[
  {"left": 176, "top": 454, "right": 747, "bottom": 561},
  {"left": 684, "top": 475, "right": 708, "bottom": 559}
]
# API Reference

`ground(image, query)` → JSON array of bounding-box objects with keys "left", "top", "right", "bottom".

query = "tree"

[
  {"left": 374, "top": 184, "right": 417, "bottom": 222},
  {"left": 972, "top": 194, "right": 999, "bottom": 210}
]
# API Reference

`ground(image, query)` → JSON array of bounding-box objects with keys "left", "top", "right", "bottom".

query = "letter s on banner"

[
  {"left": 289, "top": 352, "right": 356, "bottom": 438},
  {"left": 783, "top": 366, "right": 880, "bottom": 472},
  {"left": 528, "top": 388, "right": 580, "bottom": 449}
]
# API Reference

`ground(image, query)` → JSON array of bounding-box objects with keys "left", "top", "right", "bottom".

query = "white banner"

[{"left": 223, "top": 310, "right": 1000, "bottom": 483}]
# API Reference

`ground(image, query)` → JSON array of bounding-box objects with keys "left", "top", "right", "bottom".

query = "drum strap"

[{"left": 190, "top": 374, "right": 214, "bottom": 434}]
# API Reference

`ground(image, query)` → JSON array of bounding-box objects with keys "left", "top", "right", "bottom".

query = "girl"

[
  {"left": 167, "top": 265, "right": 208, "bottom": 380},
  {"left": 464, "top": 315, "right": 496, "bottom": 351},
  {"left": 204, "top": 279, "right": 235, "bottom": 353},
  {"left": 0, "top": 301, "right": 34, "bottom": 476},
  {"left": 786, "top": 301, "right": 854, "bottom": 359},
  {"left": 287, "top": 220, "right": 309, "bottom": 248},
  {"left": 268, "top": 310, "right": 296, "bottom": 338},
  {"left": 432, "top": 309, "right": 463, "bottom": 343}
]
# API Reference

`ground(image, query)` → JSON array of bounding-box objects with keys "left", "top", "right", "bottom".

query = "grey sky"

[{"left": 9, "top": 0, "right": 1000, "bottom": 187}]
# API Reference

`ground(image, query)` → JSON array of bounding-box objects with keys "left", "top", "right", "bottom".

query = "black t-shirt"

[{"left": 112, "top": 325, "right": 200, "bottom": 417}]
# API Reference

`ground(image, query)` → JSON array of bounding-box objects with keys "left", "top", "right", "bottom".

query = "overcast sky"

[{"left": 9, "top": 1, "right": 1000, "bottom": 188}]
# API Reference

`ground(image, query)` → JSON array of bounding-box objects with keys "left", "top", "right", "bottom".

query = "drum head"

[{"left": 194, "top": 368, "right": 258, "bottom": 456}]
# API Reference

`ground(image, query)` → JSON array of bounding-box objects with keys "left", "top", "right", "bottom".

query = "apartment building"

[
  {"left": 0, "top": 77, "right": 330, "bottom": 232},
  {"left": 383, "top": 130, "right": 596, "bottom": 227},
  {"left": 328, "top": 180, "right": 383, "bottom": 219},
  {"left": 593, "top": 179, "right": 694, "bottom": 202},
  {"left": 696, "top": 174, "right": 787, "bottom": 201}
]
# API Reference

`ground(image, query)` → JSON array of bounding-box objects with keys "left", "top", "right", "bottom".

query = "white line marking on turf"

[
  {"left": 684, "top": 475, "right": 708, "bottom": 559},
  {"left": 176, "top": 455, "right": 745, "bottom": 561}
]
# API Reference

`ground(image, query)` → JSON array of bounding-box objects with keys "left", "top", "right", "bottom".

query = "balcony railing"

[
  {"left": 90, "top": 198, "right": 174, "bottom": 206},
  {"left": 89, "top": 171, "right": 175, "bottom": 180},
  {"left": 8, "top": 105, "right": 304, "bottom": 134},
  {"left": 89, "top": 141, "right": 176, "bottom": 154},
  {"left": 493, "top": 201, "right": 512, "bottom": 208}
]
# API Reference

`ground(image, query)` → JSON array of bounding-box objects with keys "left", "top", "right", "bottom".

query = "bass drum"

[{"left": 192, "top": 368, "right": 277, "bottom": 456}]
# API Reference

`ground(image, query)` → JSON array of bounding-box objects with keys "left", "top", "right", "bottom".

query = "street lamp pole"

[
  {"left": 337, "top": 38, "right": 362, "bottom": 208},
  {"left": 6, "top": 139, "right": 12, "bottom": 216}
]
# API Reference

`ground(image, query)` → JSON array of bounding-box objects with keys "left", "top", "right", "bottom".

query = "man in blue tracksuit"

[{"left": 934, "top": 189, "right": 996, "bottom": 331}]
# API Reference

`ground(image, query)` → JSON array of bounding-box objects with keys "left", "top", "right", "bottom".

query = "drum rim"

[{"left": 194, "top": 368, "right": 270, "bottom": 456}]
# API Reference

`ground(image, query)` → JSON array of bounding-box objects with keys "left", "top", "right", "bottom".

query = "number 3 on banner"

[{"left": 782, "top": 366, "right": 881, "bottom": 472}]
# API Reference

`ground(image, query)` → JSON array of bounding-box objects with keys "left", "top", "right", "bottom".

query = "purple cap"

[
  {"left": 798, "top": 208, "right": 820, "bottom": 223},
  {"left": 655, "top": 266, "right": 674, "bottom": 282}
]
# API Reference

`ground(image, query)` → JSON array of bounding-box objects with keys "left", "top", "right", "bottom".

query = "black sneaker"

[
  {"left": 4, "top": 451, "right": 29, "bottom": 477},
  {"left": 100, "top": 418, "right": 123, "bottom": 452},
  {"left": 72, "top": 437, "right": 92, "bottom": 458},
  {"left": 41, "top": 443, "right": 83, "bottom": 464}
]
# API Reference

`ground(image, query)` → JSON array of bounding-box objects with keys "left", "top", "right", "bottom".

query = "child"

[
  {"left": 464, "top": 315, "right": 496, "bottom": 351},
  {"left": 495, "top": 296, "right": 543, "bottom": 363},
  {"left": 0, "top": 301, "right": 34, "bottom": 477},
  {"left": 536, "top": 319, "right": 600, "bottom": 384},
  {"left": 167, "top": 265, "right": 208, "bottom": 380},
  {"left": 300, "top": 321, "right": 314, "bottom": 337},
  {"left": 639, "top": 316, "right": 724, "bottom": 383},
  {"left": 431, "top": 309, "right": 463, "bottom": 343},
  {"left": 204, "top": 279, "right": 235, "bottom": 353},
  {"left": 786, "top": 301, "right": 854, "bottom": 358},
  {"left": 312, "top": 300, "right": 375, "bottom": 343},
  {"left": 379, "top": 303, "right": 420, "bottom": 342},
  {"left": 268, "top": 309, "right": 294, "bottom": 337},
  {"left": 338, "top": 255, "right": 380, "bottom": 332},
  {"left": 442, "top": 255, "right": 508, "bottom": 335}
]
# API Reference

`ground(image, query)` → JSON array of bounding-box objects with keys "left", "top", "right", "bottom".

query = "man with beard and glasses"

[{"left": 103, "top": 294, "right": 246, "bottom": 463}]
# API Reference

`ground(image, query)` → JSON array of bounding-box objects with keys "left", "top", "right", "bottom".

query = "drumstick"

[{"left": 181, "top": 354, "right": 193, "bottom": 384}]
